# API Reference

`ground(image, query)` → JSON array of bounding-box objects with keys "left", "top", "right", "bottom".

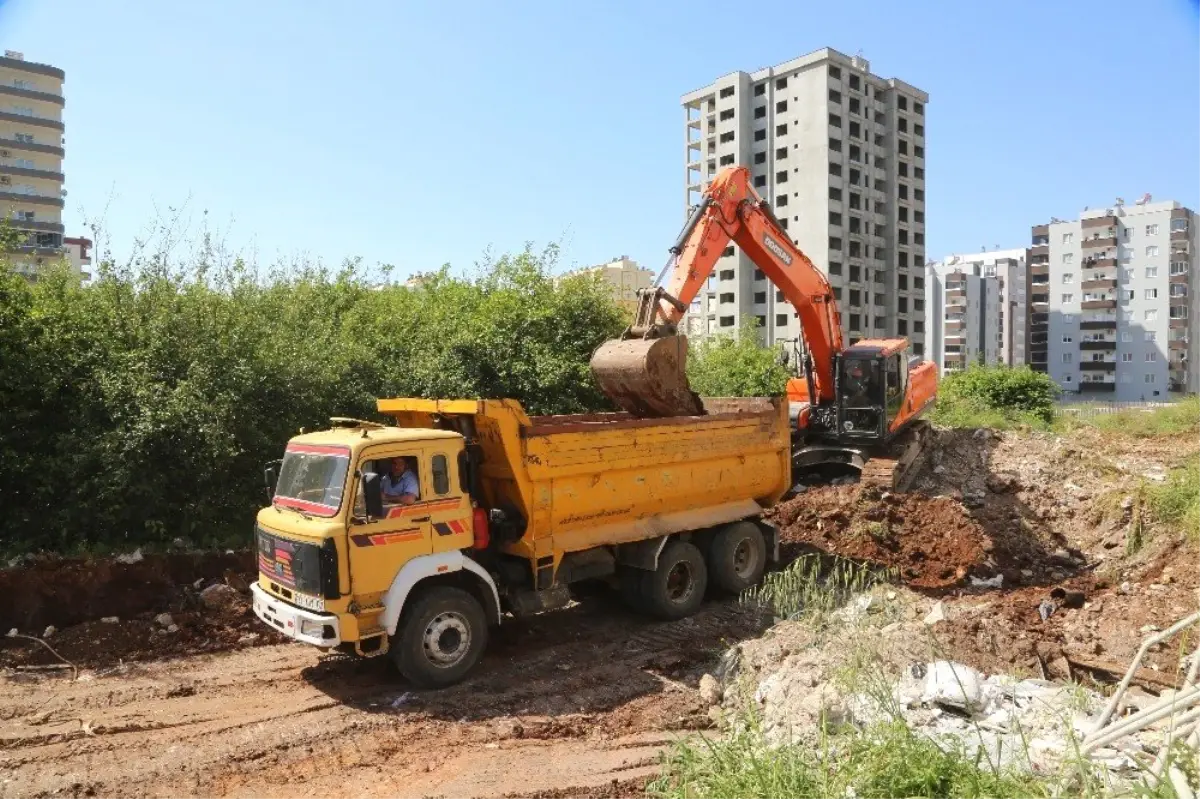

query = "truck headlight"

[{"left": 300, "top": 618, "right": 334, "bottom": 639}]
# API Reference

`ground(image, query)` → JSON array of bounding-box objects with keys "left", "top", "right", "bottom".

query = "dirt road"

[{"left": 2, "top": 593, "right": 764, "bottom": 799}]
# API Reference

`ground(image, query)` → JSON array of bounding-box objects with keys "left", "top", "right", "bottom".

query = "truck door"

[
  {"left": 349, "top": 450, "right": 434, "bottom": 569},
  {"left": 425, "top": 448, "right": 474, "bottom": 554}
]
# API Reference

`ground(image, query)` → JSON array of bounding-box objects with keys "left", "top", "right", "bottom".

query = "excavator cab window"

[
  {"left": 885, "top": 354, "right": 904, "bottom": 421},
  {"left": 838, "top": 355, "right": 886, "bottom": 438}
]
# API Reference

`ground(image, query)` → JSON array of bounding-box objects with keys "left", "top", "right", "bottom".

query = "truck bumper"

[{"left": 251, "top": 583, "right": 342, "bottom": 647}]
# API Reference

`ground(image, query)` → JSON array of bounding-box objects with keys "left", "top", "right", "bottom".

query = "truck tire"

[
  {"left": 708, "top": 521, "right": 767, "bottom": 595},
  {"left": 639, "top": 540, "right": 708, "bottom": 620},
  {"left": 391, "top": 585, "right": 488, "bottom": 689}
]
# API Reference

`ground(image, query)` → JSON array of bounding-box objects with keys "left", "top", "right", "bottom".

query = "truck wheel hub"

[
  {"left": 666, "top": 562, "right": 695, "bottom": 603},
  {"left": 423, "top": 611, "right": 470, "bottom": 666},
  {"left": 733, "top": 540, "right": 754, "bottom": 577}
]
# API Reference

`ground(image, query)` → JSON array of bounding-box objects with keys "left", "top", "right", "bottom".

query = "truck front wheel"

[
  {"left": 708, "top": 521, "right": 767, "bottom": 595},
  {"left": 639, "top": 540, "right": 708, "bottom": 620},
  {"left": 392, "top": 585, "right": 487, "bottom": 689}
]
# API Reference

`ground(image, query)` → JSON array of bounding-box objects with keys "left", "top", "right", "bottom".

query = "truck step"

[{"left": 354, "top": 628, "right": 389, "bottom": 658}]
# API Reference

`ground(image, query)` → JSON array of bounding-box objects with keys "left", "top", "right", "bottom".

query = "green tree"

[
  {"left": 936, "top": 363, "right": 1060, "bottom": 424},
  {"left": 685, "top": 316, "right": 792, "bottom": 397}
]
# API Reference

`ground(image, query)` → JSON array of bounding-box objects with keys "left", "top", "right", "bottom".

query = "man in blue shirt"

[{"left": 382, "top": 457, "right": 420, "bottom": 505}]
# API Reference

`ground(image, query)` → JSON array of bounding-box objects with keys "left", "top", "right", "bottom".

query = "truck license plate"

[{"left": 291, "top": 591, "right": 325, "bottom": 612}]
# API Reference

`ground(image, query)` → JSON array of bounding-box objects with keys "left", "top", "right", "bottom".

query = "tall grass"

[
  {"left": 745, "top": 554, "right": 896, "bottom": 622},
  {"left": 1084, "top": 395, "right": 1200, "bottom": 436},
  {"left": 1146, "top": 456, "right": 1200, "bottom": 544}
]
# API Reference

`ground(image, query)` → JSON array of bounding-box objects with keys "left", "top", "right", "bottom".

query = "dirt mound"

[
  {"left": 0, "top": 550, "right": 256, "bottom": 631},
  {"left": 770, "top": 486, "right": 990, "bottom": 588}
]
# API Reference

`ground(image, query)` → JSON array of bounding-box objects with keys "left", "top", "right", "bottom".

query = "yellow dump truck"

[{"left": 251, "top": 396, "right": 791, "bottom": 687}]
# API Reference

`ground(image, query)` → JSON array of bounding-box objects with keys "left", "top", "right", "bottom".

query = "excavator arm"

[{"left": 591, "top": 166, "right": 843, "bottom": 416}]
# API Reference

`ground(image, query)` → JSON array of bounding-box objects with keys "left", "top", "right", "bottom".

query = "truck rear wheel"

[
  {"left": 391, "top": 585, "right": 487, "bottom": 689},
  {"left": 708, "top": 521, "right": 767, "bottom": 595},
  {"left": 639, "top": 540, "right": 708, "bottom": 620}
]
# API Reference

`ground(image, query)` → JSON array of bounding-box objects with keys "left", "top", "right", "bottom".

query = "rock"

[
  {"left": 1119, "top": 581, "right": 1132, "bottom": 594},
  {"left": 798, "top": 683, "right": 850, "bottom": 727},
  {"left": 933, "top": 465, "right": 946, "bottom": 475},
  {"left": 1139, "top": 625, "right": 1160, "bottom": 634},
  {"left": 972, "top": 428, "right": 991, "bottom": 441},
  {"left": 167, "top": 624, "right": 179, "bottom": 633},
  {"left": 699, "top": 674, "right": 722, "bottom": 706},
  {"left": 923, "top": 602, "right": 948, "bottom": 626},
  {"left": 199, "top": 583, "right": 238, "bottom": 610},
  {"left": 115, "top": 548, "right": 144, "bottom": 565},
  {"left": 173, "top": 537, "right": 186, "bottom": 548},
  {"left": 985, "top": 473, "right": 1020, "bottom": 494},
  {"left": 192, "top": 578, "right": 205, "bottom": 589},
  {"left": 6, "top": 628, "right": 16, "bottom": 638},
  {"left": 969, "top": 575, "right": 1004, "bottom": 589},
  {"left": 155, "top": 613, "right": 175, "bottom": 627},
  {"left": 922, "top": 661, "right": 983, "bottom": 711},
  {"left": 1120, "top": 496, "right": 1135, "bottom": 511},
  {"left": 42, "top": 625, "right": 56, "bottom": 638},
  {"left": 100, "top": 616, "right": 119, "bottom": 624}
]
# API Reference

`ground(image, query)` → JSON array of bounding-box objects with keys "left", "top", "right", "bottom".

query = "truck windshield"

[{"left": 274, "top": 444, "right": 350, "bottom": 517}]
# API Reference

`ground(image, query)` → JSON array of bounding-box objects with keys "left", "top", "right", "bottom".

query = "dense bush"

[
  {"left": 0, "top": 243, "right": 624, "bottom": 555},
  {"left": 931, "top": 364, "right": 1060, "bottom": 427},
  {"left": 685, "top": 317, "right": 792, "bottom": 397}
]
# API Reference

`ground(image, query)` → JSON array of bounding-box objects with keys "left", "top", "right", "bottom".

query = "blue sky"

[{"left": 1, "top": 0, "right": 1197, "bottom": 279}]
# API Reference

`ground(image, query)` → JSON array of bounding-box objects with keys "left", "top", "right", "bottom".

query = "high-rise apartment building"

[
  {"left": 0, "top": 50, "right": 66, "bottom": 280},
  {"left": 680, "top": 48, "right": 928, "bottom": 356},
  {"left": 926, "top": 249, "right": 1027, "bottom": 374},
  {"left": 1029, "top": 197, "right": 1197, "bottom": 400}
]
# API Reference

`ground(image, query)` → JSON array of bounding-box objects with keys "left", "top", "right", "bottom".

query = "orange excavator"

[{"left": 590, "top": 165, "right": 939, "bottom": 490}]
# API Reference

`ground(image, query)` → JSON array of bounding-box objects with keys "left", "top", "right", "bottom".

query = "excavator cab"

[{"left": 835, "top": 341, "right": 910, "bottom": 441}]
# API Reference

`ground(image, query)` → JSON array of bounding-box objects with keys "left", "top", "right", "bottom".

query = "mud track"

[{"left": 1, "top": 592, "right": 767, "bottom": 798}]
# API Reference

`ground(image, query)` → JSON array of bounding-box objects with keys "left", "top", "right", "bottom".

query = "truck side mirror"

[
  {"left": 263, "top": 460, "right": 281, "bottom": 502},
  {"left": 361, "top": 471, "right": 384, "bottom": 520}
]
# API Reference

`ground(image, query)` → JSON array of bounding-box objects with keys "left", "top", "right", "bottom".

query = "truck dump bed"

[{"left": 377, "top": 397, "right": 791, "bottom": 561}]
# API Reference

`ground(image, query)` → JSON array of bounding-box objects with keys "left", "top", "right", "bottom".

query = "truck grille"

[{"left": 256, "top": 526, "right": 339, "bottom": 599}]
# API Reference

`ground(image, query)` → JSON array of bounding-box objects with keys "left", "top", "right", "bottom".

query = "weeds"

[
  {"left": 1145, "top": 456, "right": 1200, "bottom": 543},
  {"left": 1063, "top": 397, "right": 1200, "bottom": 438},
  {"left": 744, "top": 554, "right": 896, "bottom": 623}
]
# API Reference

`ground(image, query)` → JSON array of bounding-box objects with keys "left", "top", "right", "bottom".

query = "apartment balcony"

[
  {"left": 1082, "top": 215, "right": 1118, "bottom": 230},
  {"left": 1080, "top": 318, "right": 1117, "bottom": 330},
  {"left": 1170, "top": 317, "right": 1189, "bottom": 329},
  {"left": 1170, "top": 272, "right": 1190, "bottom": 284},
  {"left": 1079, "top": 381, "right": 1117, "bottom": 392},
  {"left": 0, "top": 136, "right": 63, "bottom": 157},
  {"left": 1171, "top": 227, "right": 1190, "bottom": 241},
  {"left": 1030, "top": 244, "right": 1049, "bottom": 258},
  {"left": 1171, "top": 242, "right": 1191, "bottom": 256},
  {"left": 0, "top": 163, "right": 64, "bottom": 182},
  {"left": 1169, "top": 339, "right": 1189, "bottom": 351},
  {"left": 1082, "top": 278, "right": 1117, "bottom": 291},
  {"left": 0, "top": 110, "right": 63, "bottom": 131},
  {"left": 6, "top": 218, "right": 63, "bottom": 233},
  {"left": 1080, "top": 340, "right": 1117, "bottom": 350},
  {"left": 1080, "top": 361, "right": 1117, "bottom": 372},
  {"left": 1082, "top": 234, "right": 1118, "bottom": 249},
  {"left": 1082, "top": 256, "right": 1118, "bottom": 268},
  {"left": 0, "top": 83, "right": 64, "bottom": 106},
  {"left": 1031, "top": 223, "right": 1049, "bottom": 244},
  {"left": 1081, "top": 299, "right": 1117, "bottom": 310},
  {"left": 0, "top": 190, "right": 63, "bottom": 207}
]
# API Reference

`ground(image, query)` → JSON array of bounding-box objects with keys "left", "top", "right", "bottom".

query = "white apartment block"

[
  {"left": 1029, "top": 197, "right": 1197, "bottom": 400},
  {"left": 926, "top": 249, "right": 1027, "bottom": 374},
  {"left": 681, "top": 48, "right": 928, "bottom": 356}
]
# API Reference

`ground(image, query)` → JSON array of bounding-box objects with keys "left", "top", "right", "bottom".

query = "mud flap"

[{"left": 616, "top": 535, "right": 671, "bottom": 571}]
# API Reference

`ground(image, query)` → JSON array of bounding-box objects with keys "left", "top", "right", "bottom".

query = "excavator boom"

[{"left": 591, "top": 166, "right": 843, "bottom": 417}]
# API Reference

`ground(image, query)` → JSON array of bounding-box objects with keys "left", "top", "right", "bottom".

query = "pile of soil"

[
  {"left": 0, "top": 551, "right": 280, "bottom": 669},
  {"left": 769, "top": 485, "right": 991, "bottom": 588},
  {"left": 1, "top": 550, "right": 255, "bottom": 631}
]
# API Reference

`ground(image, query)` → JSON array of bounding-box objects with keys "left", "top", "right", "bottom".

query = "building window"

[
  {"left": 719, "top": 293, "right": 734, "bottom": 304},
  {"left": 719, "top": 131, "right": 734, "bottom": 143},
  {"left": 719, "top": 86, "right": 735, "bottom": 98},
  {"left": 754, "top": 129, "right": 766, "bottom": 141},
  {"left": 915, "top": 145, "right": 924, "bottom": 158},
  {"left": 829, "top": 113, "right": 842, "bottom": 127},
  {"left": 829, "top": 236, "right": 843, "bottom": 251},
  {"left": 1146, "top": 266, "right": 1158, "bottom": 278},
  {"left": 776, "top": 170, "right": 788, "bottom": 183},
  {"left": 829, "top": 186, "right": 842, "bottom": 201},
  {"left": 829, "top": 261, "right": 843, "bottom": 276},
  {"left": 849, "top": 74, "right": 861, "bottom": 91},
  {"left": 1062, "top": 272, "right": 1074, "bottom": 283},
  {"left": 754, "top": 106, "right": 766, "bottom": 119},
  {"left": 719, "top": 315, "right": 735, "bottom": 327},
  {"left": 776, "top": 100, "right": 788, "bottom": 113},
  {"left": 754, "top": 152, "right": 766, "bottom": 165},
  {"left": 776, "top": 123, "right": 788, "bottom": 136},
  {"left": 1062, "top": 233, "right": 1073, "bottom": 245},
  {"left": 776, "top": 314, "right": 788, "bottom": 326},
  {"left": 719, "top": 154, "right": 734, "bottom": 166},
  {"left": 754, "top": 83, "right": 765, "bottom": 96},
  {"left": 719, "top": 109, "right": 734, "bottom": 121},
  {"left": 1145, "top": 288, "right": 1158, "bottom": 300},
  {"left": 1063, "top": 314, "right": 1074, "bottom": 323},
  {"left": 1146, "top": 245, "right": 1159, "bottom": 257},
  {"left": 1121, "top": 331, "right": 1133, "bottom": 343},
  {"left": 1061, "top": 293, "right": 1073, "bottom": 303},
  {"left": 1122, "top": 289, "right": 1135, "bottom": 301},
  {"left": 1062, "top": 335, "right": 1073, "bottom": 344},
  {"left": 1145, "top": 309, "right": 1158, "bottom": 321},
  {"left": 1145, "top": 373, "right": 1156, "bottom": 384},
  {"left": 829, "top": 66, "right": 842, "bottom": 80},
  {"left": 1171, "top": 260, "right": 1188, "bottom": 275},
  {"left": 1146, "top": 352, "right": 1158, "bottom": 363},
  {"left": 776, "top": 76, "right": 788, "bottom": 90},
  {"left": 1146, "top": 224, "right": 1159, "bottom": 236},
  {"left": 776, "top": 146, "right": 788, "bottom": 160},
  {"left": 776, "top": 195, "right": 788, "bottom": 207},
  {"left": 829, "top": 211, "right": 842, "bottom": 225},
  {"left": 1062, "top": 353, "right": 1073, "bottom": 363},
  {"left": 754, "top": 175, "right": 766, "bottom": 188},
  {"left": 753, "top": 291, "right": 767, "bottom": 304},
  {"left": 1122, "top": 352, "right": 1134, "bottom": 362}
]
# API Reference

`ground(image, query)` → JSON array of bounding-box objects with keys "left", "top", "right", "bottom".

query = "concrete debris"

[
  {"left": 199, "top": 583, "right": 238, "bottom": 610},
  {"left": 923, "top": 601, "right": 948, "bottom": 626},
  {"left": 167, "top": 624, "right": 179, "bottom": 633},
  {"left": 699, "top": 673, "right": 722, "bottom": 706},
  {"left": 155, "top": 613, "right": 175, "bottom": 627},
  {"left": 1038, "top": 600, "right": 1056, "bottom": 622},
  {"left": 5, "top": 628, "right": 15, "bottom": 638},
  {"left": 920, "top": 661, "right": 983, "bottom": 711},
  {"left": 42, "top": 625, "right": 56, "bottom": 638},
  {"left": 115, "top": 548, "right": 144, "bottom": 565},
  {"left": 100, "top": 616, "right": 119, "bottom": 624},
  {"left": 969, "top": 574, "right": 1004, "bottom": 589}
]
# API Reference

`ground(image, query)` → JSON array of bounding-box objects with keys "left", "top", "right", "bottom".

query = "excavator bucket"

[{"left": 589, "top": 334, "right": 705, "bottom": 418}]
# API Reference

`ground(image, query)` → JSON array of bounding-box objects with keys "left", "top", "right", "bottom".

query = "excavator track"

[{"left": 857, "top": 420, "right": 935, "bottom": 493}]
